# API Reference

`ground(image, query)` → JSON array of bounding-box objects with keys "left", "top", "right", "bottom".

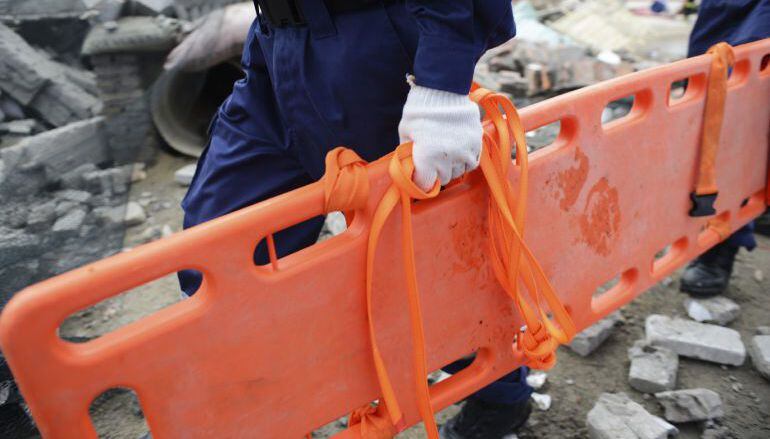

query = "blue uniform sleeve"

[{"left": 405, "top": 1, "right": 479, "bottom": 95}]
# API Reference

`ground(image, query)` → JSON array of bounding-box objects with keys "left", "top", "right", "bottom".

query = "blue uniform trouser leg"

[
  {"left": 687, "top": 0, "right": 768, "bottom": 254},
  {"left": 179, "top": 6, "right": 532, "bottom": 405},
  {"left": 443, "top": 358, "right": 533, "bottom": 405}
]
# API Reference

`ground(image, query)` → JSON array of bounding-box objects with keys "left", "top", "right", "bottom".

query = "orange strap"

[
  {"left": 322, "top": 87, "right": 575, "bottom": 438},
  {"left": 696, "top": 42, "right": 735, "bottom": 196},
  {"left": 323, "top": 147, "right": 370, "bottom": 213},
  {"left": 690, "top": 43, "right": 735, "bottom": 217}
]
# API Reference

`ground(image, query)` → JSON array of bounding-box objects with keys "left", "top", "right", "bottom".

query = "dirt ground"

[{"left": 59, "top": 151, "right": 769, "bottom": 439}]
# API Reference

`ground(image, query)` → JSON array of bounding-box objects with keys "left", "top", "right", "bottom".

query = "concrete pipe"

[{"left": 150, "top": 61, "right": 243, "bottom": 157}]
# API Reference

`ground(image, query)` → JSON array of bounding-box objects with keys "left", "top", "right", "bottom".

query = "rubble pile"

[
  {"left": 474, "top": 0, "right": 693, "bottom": 104},
  {"left": 0, "top": 0, "right": 249, "bottom": 308},
  {"left": 580, "top": 302, "right": 767, "bottom": 438}
]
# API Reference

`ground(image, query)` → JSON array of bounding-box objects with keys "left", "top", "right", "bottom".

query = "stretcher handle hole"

[
  {"left": 667, "top": 74, "right": 706, "bottom": 107},
  {"left": 727, "top": 59, "right": 751, "bottom": 88},
  {"left": 590, "top": 268, "right": 638, "bottom": 315},
  {"left": 525, "top": 120, "right": 561, "bottom": 152},
  {"left": 601, "top": 91, "right": 650, "bottom": 128},
  {"left": 59, "top": 271, "right": 192, "bottom": 344},
  {"left": 651, "top": 237, "right": 689, "bottom": 279},
  {"left": 428, "top": 349, "right": 493, "bottom": 406},
  {"left": 90, "top": 387, "right": 149, "bottom": 438},
  {"left": 737, "top": 191, "right": 766, "bottom": 221},
  {"left": 696, "top": 210, "right": 732, "bottom": 249},
  {"left": 253, "top": 213, "right": 349, "bottom": 271},
  {"left": 760, "top": 53, "right": 770, "bottom": 75}
]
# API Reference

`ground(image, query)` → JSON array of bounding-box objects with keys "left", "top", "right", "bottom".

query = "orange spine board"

[{"left": 1, "top": 39, "right": 769, "bottom": 438}]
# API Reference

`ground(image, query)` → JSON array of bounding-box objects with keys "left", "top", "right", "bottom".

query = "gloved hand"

[
  {"left": 398, "top": 82, "right": 483, "bottom": 191},
  {"left": 165, "top": 2, "right": 255, "bottom": 72}
]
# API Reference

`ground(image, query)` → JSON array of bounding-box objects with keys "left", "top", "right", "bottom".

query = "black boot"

[
  {"left": 755, "top": 209, "right": 770, "bottom": 237},
  {"left": 680, "top": 242, "right": 738, "bottom": 297},
  {"left": 439, "top": 397, "right": 532, "bottom": 439}
]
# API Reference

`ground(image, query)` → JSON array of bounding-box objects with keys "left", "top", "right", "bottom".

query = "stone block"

[
  {"left": 683, "top": 296, "right": 740, "bottom": 326},
  {"left": 0, "top": 23, "right": 98, "bottom": 126},
  {"left": 586, "top": 392, "right": 677, "bottom": 439},
  {"left": 174, "top": 163, "right": 196, "bottom": 186},
  {"left": 123, "top": 201, "right": 146, "bottom": 226},
  {"left": 55, "top": 189, "right": 92, "bottom": 205},
  {"left": 569, "top": 311, "right": 622, "bottom": 356},
  {"left": 645, "top": 315, "right": 745, "bottom": 366},
  {"left": 628, "top": 340, "right": 678, "bottom": 393},
  {"left": 748, "top": 335, "right": 770, "bottom": 380},
  {"left": 0, "top": 227, "right": 41, "bottom": 269},
  {"left": 26, "top": 200, "right": 57, "bottom": 232},
  {"left": 52, "top": 208, "right": 87, "bottom": 236},
  {"left": 654, "top": 389, "right": 723, "bottom": 422},
  {"left": 0, "top": 118, "right": 107, "bottom": 203}
]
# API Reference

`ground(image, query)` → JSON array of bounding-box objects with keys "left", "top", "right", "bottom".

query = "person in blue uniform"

[
  {"left": 680, "top": 0, "right": 770, "bottom": 297},
  {"left": 175, "top": 1, "right": 532, "bottom": 437}
]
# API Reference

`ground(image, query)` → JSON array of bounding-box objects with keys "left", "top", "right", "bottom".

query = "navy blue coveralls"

[
  {"left": 179, "top": 0, "right": 532, "bottom": 405},
  {"left": 688, "top": 0, "right": 770, "bottom": 251}
]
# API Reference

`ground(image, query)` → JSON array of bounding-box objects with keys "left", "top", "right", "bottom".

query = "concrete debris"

[
  {"left": 25, "top": 200, "right": 57, "bottom": 232},
  {"left": 747, "top": 335, "right": 770, "bottom": 380},
  {"left": 55, "top": 201, "right": 78, "bottom": 218},
  {"left": 531, "top": 392, "right": 552, "bottom": 411},
  {"left": 701, "top": 421, "right": 730, "bottom": 439},
  {"left": 0, "top": 92, "right": 25, "bottom": 121},
  {"left": 568, "top": 311, "right": 623, "bottom": 356},
  {"left": 83, "top": 165, "right": 132, "bottom": 197},
  {"left": 92, "top": 0, "right": 127, "bottom": 23},
  {"left": 0, "top": 118, "right": 107, "bottom": 202},
  {"left": 476, "top": 38, "right": 633, "bottom": 98},
  {"left": 0, "top": 119, "right": 36, "bottom": 135},
  {"left": 81, "top": 16, "right": 180, "bottom": 56},
  {"left": 172, "top": 0, "right": 242, "bottom": 21},
  {"left": 90, "top": 53, "right": 155, "bottom": 164},
  {"left": 130, "top": 0, "right": 175, "bottom": 17},
  {"left": 526, "top": 370, "right": 547, "bottom": 390},
  {"left": 0, "top": 227, "right": 40, "bottom": 269},
  {"left": 683, "top": 296, "right": 740, "bottom": 326},
  {"left": 174, "top": 163, "right": 196, "bottom": 186},
  {"left": 757, "top": 326, "right": 770, "bottom": 336},
  {"left": 0, "top": 23, "right": 100, "bottom": 127},
  {"left": 55, "top": 189, "right": 92, "bottom": 205},
  {"left": 654, "top": 389, "right": 724, "bottom": 423},
  {"left": 645, "top": 315, "right": 746, "bottom": 366},
  {"left": 318, "top": 211, "right": 348, "bottom": 242},
  {"left": 754, "top": 269, "right": 764, "bottom": 283},
  {"left": 0, "top": 0, "right": 90, "bottom": 21},
  {"left": 586, "top": 392, "right": 678, "bottom": 439},
  {"left": 549, "top": 0, "right": 691, "bottom": 61},
  {"left": 123, "top": 201, "right": 146, "bottom": 226},
  {"left": 628, "top": 340, "right": 678, "bottom": 393},
  {"left": 131, "top": 163, "right": 147, "bottom": 182},
  {"left": 52, "top": 208, "right": 88, "bottom": 236}
]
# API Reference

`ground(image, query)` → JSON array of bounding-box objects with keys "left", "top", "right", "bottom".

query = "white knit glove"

[{"left": 398, "top": 83, "right": 483, "bottom": 191}]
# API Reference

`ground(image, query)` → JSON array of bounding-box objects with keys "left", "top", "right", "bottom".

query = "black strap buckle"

[
  {"left": 254, "top": 0, "right": 306, "bottom": 27},
  {"left": 689, "top": 191, "right": 718, "bottom": 217}
]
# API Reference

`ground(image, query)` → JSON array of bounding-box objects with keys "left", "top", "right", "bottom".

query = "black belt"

[{"left": 254, "top": 0, "right": 383, "bottom": 27}]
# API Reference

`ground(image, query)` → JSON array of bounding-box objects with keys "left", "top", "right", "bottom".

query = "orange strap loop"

[
  {"left": 470, "top": 87, "right": 576, "bottom": 371},
  {"left": 323, "top": 147, "right": 370, "bottom": 213},
  {"left": 690, "top": 42, "right": 735, "bottom": 217},
  {"left": 329, "top": 87, "right": 575, "bottom": 438},
  {"left": 348, "top": 404, "right": 398, "bottom": 439}
]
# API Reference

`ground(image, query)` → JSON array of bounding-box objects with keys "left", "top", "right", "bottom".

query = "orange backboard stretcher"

[{"left": 0, "top": 40, "right": 769, "bottom": 438}]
